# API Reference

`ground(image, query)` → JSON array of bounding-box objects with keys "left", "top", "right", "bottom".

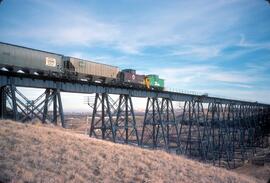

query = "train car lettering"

[{"left": 45, "top": 57, "right": 56, "bottom": 67}]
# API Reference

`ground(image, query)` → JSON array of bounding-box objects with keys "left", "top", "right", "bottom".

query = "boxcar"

[
  {"left": 63, "top": 57, "right": 119, "bottom": 81},
  {"left": 0, "top": 42, "right": 63, "bottom": 74}
]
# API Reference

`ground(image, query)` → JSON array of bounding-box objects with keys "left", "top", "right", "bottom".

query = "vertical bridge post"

[
  {"left": 160, "top": 98, "right": 180, "bottom": 152},
  {"left": 0, "top": 85, "right": 19, "bottom": 121},
  {"left": 141, "top": 97, "right": 167, "bottom": 149},
  {"left": 89, "top": 93, "right": 115, "bottom": 142},
  {"left": 179, "top": 99, "right": 206, "bottom": 158},
  {"left": 0, "top": 86, "right": 8, "bottom": 119},
  {"left": 114, "top": 94, "right": 139, "bottom": 145}
]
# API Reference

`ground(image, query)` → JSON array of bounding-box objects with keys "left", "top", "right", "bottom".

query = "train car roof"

[
  {"left": 0, "top": 41, "right": 64, "bottom": 56},
  {"left": 0, "top": 42, "right": 119, "bottom": 69},
  {"left": 65, "top": 56, "right": 119, "bottom": 69}
]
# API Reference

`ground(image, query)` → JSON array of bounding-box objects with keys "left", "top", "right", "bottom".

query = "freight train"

[{"left": 0, "top": 42, "right": 165, "bottom": 90}]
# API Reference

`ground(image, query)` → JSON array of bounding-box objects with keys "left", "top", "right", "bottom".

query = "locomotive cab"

[{"left": 145, "top": 74, "right": 164, "bottom": 91}]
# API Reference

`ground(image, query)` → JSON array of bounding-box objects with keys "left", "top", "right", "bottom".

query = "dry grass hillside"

[
  {"left": 0, "top": 120, "right": 260, "bottom": 183},
  {"left": 234, "top": 148, "right": 270, "bottom": 183}
]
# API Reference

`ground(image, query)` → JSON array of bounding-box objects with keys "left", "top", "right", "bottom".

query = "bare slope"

[
  {"left": 0, "top": 120, "right": 259, "bottom": 183},
  {"left": 234, "top": 148, "right": 270, "bottom": 183},
  {"left": 235, "top": 162, "right": 270, "bottom": 183}
]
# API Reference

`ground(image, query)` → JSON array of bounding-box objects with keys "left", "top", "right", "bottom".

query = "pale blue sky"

[{"left": 0, "top": 0, "right": 270, "bottom": 111}]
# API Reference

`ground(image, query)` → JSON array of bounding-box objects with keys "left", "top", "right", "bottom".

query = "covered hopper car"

[
  {"left": 0, "top": 42, "right": 63, "bottom": 76},
  {"left": 63, "top": 56, "right": 119, "bottom": 82},
  {"left": 0, "top": 42, "right": 165, "bottom": 91}
]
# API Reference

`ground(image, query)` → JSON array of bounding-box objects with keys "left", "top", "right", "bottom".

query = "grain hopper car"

[{"left": 0, "top": 42, "right": 63, "bottom": 76}]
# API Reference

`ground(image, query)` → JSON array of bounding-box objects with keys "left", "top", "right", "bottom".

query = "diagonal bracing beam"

[
  {"left": 89, "top": 93, "right": 115, "bottom": 142},
  {"left": 141, "top": 97, "right": 167, "bottom": 149},
  {"left": 114, "top": 94, "right": 139, "bottom": 145},
  {"left": 160, "top": 98, "right": 181, "bottom": 153},
  {"left": 0, "top": 85, "right": 65, "bottom": 127}
]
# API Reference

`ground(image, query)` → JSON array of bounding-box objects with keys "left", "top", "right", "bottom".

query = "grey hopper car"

[
  {"left": 0, "top": 42, "right": 63, "bottom": 75},
  {"left": 64, "top": 56, "right": 119, "bottom": 82}
]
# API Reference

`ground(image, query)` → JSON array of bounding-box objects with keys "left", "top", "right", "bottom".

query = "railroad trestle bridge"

[{"left": 1, "top": 71, "right": 269, "bottom": 169}]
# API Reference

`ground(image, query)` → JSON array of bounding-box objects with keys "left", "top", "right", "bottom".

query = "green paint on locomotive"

[{"left": 146, "top": 75, "right": 164, "bottom": 89}]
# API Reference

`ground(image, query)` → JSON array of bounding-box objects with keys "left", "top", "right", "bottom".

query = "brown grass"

[
  {"left": 0, "top": 120, "right": 260, "bottom": 183},
  {"left": 234, "top": 162, "right": 270, "bottom": 183}
]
